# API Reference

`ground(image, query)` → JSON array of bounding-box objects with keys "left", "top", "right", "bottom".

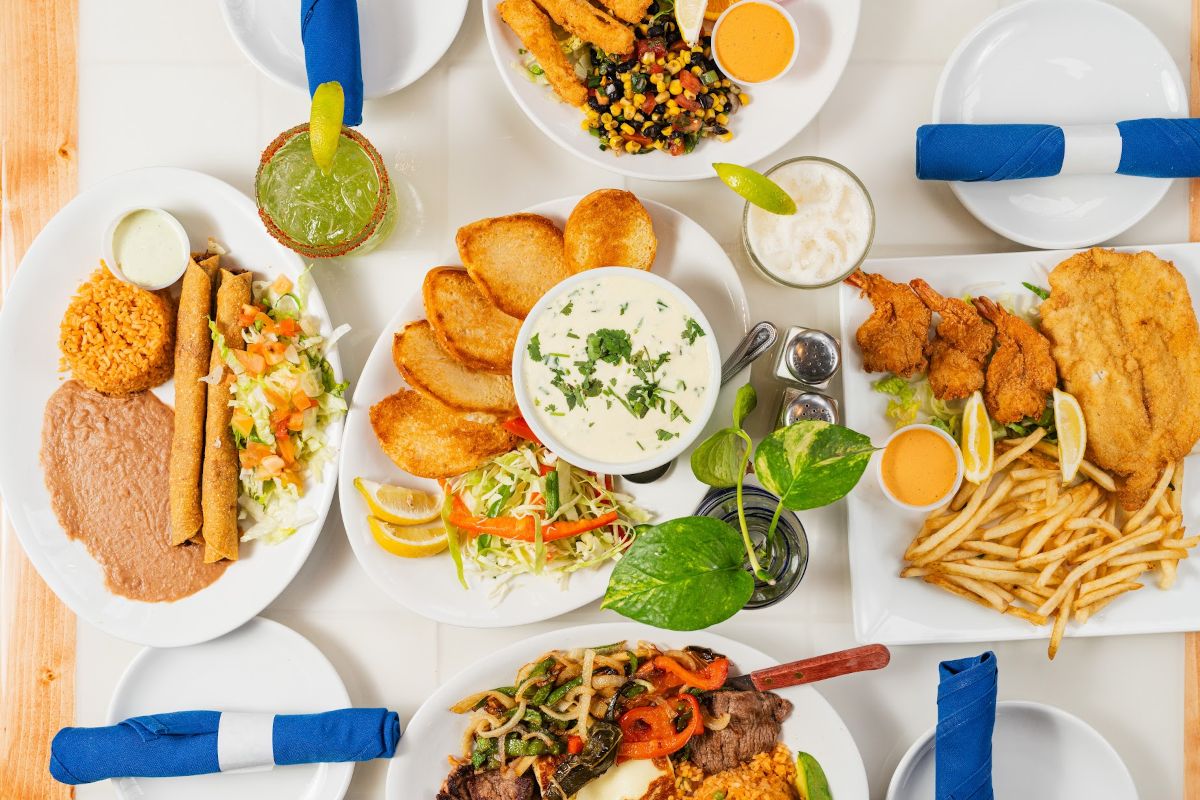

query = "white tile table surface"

[{"left": 71, "top": 1, "right": 1190, "bottom": 797}]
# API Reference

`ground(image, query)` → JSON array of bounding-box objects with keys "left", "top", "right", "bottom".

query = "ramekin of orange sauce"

[
  {"left": 711, "top": 0, "right": 799, "bottom": 85},
  {"left": 877, "top": 424, "right": 964, "bottom": 512}
]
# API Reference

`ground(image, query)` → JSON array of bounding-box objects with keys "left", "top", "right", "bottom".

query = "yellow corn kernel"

[
  {"left": 683, "top": 90, "right": 697, "bottom": 100},
  {"left": 624, "top": 140, "right": 641, "bottom": 153},
  {"left": 601, "top": 112, "right": 613, "bottom": 123},
  {"left": 669, "top": 79, "right": 682, "bottom": 94},
  {"left": 662, "top": 125, "right": 674, "bottom": 136},
  {"left": 681, "top": 52, "right": 692, "bottom": 64},
  {"left": 720, "top": 79, "right": 731, "bottom": 88},
  {"left": 666, "top": 99, "right": 679, "bottom": 111},
  {"left": 717, "top": 131, "right": 733, "bottom": 142},
  {"left": 668, "top": 62, "right": 683, "bottom": 75},
  {"left": 691, "top": 65, "right": 702, "bottom": 75},
  {"left": 620, "top": 123, "right": 635, "bottom": 135},
  {"left": 716, "top": 113, "right": 729, "bottom": 124},
  {"left": 656, "top": 57, "right": 666, "bottom": 65},
  {"left": 633, "top": 93, "right": 646, "bottom": 104},
  {"left": 608, "top": 136, "right": 622, "bottom": 149},
  {"left": 704, "top": 109, "right": 716, "bottom": 120},
  {"left": 642, "top": 52, "right": 655, "bottom": 64},
  {"left": 655, "top": 91, "right": 669, "bottom": 103},
  {"left": 581, "top": 119, "right": 592, "bottom": 131},
  {"left": 739, "top": 93, "right": 751, "bottom": 105}
]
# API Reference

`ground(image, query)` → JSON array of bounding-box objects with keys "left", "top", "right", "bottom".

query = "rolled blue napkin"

[
  {"left": 936, "top": 651, "right": 996, "bottom": 800},
  {"left": 916, "top": 118, "right": 1200, "bottom": 181},
  {"left": 301, "top": 0, "right": 364, "bottom": 126},
  {"left": 49, "top": 708, "right": 400, "bottom": 785}
]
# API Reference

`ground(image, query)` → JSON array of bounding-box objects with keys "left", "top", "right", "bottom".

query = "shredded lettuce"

[
  {"left": 446, "top": 445, "right": 649, "bottom": 602},
  {"left": 212, "top": 271, "right": 347, "bottom": 545}
]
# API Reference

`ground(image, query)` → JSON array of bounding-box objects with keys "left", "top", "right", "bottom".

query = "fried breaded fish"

[
  {"left": 594, "top": 0, "right": 652, "bottom": 24},
  {"left": 533, "top": 0, "right": 634, "bottom": 55},
  {"left": 1040, "top": 248, "right": 1200, "bottom": 508},
  {"left": 845, "top": 271, "right": 931, "bottom": 378},
  {"left": 370, "top": 389, "right": 519, "bottom": 479},
  {"left": 498, "top": 0, "right": 587, "bottom": 107}
]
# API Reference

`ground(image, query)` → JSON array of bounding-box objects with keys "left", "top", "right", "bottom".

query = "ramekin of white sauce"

[
  {"left": 742, "top": 157, "right": 875, "bottom": 289},
  {"left": 103, "top": 207, "right": 191, "bottom": 291}
]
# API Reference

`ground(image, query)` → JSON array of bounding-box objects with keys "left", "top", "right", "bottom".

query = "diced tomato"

[
  {"left": 648, "top": 64, "right": 665, "bottom": 75},
  {"left": 668, "top": 139, "right": 686, "bottom": 156},
  {"left": 275, "top": 317, "right": 301, "bottom": 337},
  {"left": 566, "top": 736, "right": 584, "bottom": 755},
  {"left": 270, "top": 275, "right": 293, "bottom": 295},
  {"left": 675, "top": 94, "right": 702, "bottom": 112},
  {"left": 678, "top": 70, "right": 703, "bottom": 93},
  {"left": 640, "top": 95, "right": 657, "bottom": 115},
  {"left": 233, "top": 349, "right": 266, "bottom": 375},
  {"left": 231, "top": 408, "right": 255, "bottom": 438},
  {"left": 277, "top": 434, "right": 296, "bottom": 465},
  {"left": 264, "top": 387, "right": 289, "bottom": 408},
  {"left": 292, "top": 391, "right": 314, "bottom": 411},
  {"left": 635, "top": 37, "right": 667, "bottom": 61},
  {"left": 625, "top": 132, "right": 653, "bottom": 146},
  {"left": 238, "top": 304, "right": 260, "bottom": 327},
  {"left": 287, "top": 411, "right": 306, "bottom": 431},
  {"left": 239, "top": 441, "right": 274, "bottom": 469},
  {"left": 669, "top": 39, "right": 689, "bottom": 52},
  {"left": 259, "top": 455, "right": 286, "bottom": 476}
]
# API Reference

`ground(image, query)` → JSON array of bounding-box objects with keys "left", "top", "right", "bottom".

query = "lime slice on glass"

[
  {"left": 309, "top": 81, "right": 345, "bottom": 175},
  {"left": 675, "top": 0, "right": 707, "bottom": 46},
  {"left": 713, "top": 162, "right": 797, "bottom": 215}
]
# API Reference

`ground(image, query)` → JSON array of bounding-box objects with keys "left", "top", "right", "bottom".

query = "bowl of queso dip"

[
  {"left": 514, "top": 268, "right": 721, "bottom": 474},
  {"left": 877, "top": 424, "right": 964, "bottom": 512},
  {"left": 743, "top": 157, "right": 875, "bottom": 289}
]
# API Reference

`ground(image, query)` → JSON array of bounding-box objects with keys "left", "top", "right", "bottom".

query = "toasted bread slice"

[
  {"left": 393, "top": 320, "right": 519, "bottom": 418},
  {"left": 564, "top": 189, "right": 656, "bottom": 273},
  {"left": 423, "top": 267, "right": 522, "bottom": 374},
  {"left": 370, "top": 389, "right": 518, "bottom": 479},
  {"left": 456, "top": 213, "right": 571, "bottom": 318}
]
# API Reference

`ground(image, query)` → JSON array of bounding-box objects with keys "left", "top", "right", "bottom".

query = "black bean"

[
  {"left": 587, "top": 96, "right": 606, "bottom": 112},
  {"left": 604, "top": 82, "right": 622, "bottom": 101},
  {"left": 646, "top": 24, "right": 663, "bottom": 37},
  {"left": 697, "top": 93, "right": 713, "bottom": 109},
  {"left": 615, "top": 59, "right": 636, "bottom": 73}
]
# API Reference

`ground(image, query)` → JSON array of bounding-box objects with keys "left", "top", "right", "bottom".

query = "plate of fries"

[{"left": 840, "top": 246, "right": 1200, "bottom": 654}]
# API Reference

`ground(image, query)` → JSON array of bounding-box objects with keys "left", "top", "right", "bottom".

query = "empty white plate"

[
  {"left": 933, "top": 0, "right": 1185, "bottom": 249},
  {"left": 887, "top": 700, "right": 1137, "bottom": 800},
  {"left": 108, "top": 618, "right": 354, "bottom": 800},
  {"left": 220, "top": 0, "right": 467, "bottom": 99}
]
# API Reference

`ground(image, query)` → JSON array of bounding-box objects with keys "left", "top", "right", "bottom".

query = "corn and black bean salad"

[{"left": 583, "top": 3, "right": 745, "bottom": 156}]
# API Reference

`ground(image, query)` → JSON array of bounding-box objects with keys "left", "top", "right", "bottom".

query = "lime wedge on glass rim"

[
  {"left": 309, "top": 81, "right": 345, "bottom": 175},
  {"left": 714, "top": 162, "right": 797, "bottom": 215}
]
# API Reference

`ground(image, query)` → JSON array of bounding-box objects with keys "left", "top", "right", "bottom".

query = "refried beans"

[{"left": 40, "top": 380, "right": 227, "bottom": 602}]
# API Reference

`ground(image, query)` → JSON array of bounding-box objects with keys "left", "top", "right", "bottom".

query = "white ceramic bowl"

[
  {"left": 875, "top": 423, "right": 965, "bottom": 513},
  {"left": 512, "top": 267, "right": 722, "bottom": 475},
  {"left": 711, "top": 0, "right": 801, "bottom": 86},
  {"left": 102, "top": 206, "right": 191, "bottom": 290}
]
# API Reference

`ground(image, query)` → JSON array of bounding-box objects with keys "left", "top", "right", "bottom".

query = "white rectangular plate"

[{"left": 840, "top": 243, "right": 1200, "bottom": 646}]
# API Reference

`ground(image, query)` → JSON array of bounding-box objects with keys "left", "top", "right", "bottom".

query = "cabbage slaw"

[
  {"left": 443, "top": 444, "right": 650, "bottom": 600},
  {"left": 210, "top": 270, "right": 348, "bottom": 544}
]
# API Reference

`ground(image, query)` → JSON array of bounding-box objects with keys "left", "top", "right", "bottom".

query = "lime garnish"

[
  {"left": 309, "top": 81, "right": 345, "bottom": 175},
  {"left": 714, "top": 162, "right": 797, "bottom": 215}
]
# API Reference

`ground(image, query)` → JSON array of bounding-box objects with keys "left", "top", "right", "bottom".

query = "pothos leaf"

[
  {"left": 753, "top": 421, "right": 876, "bottom": 510},
  {"left": 601, "top": 517, "right": 754, "bottom": 630},
  {"left": 690, "top": 427, "right": 748, "bottom": 488},
  {"left": 732, "top": 383, "right": 757, "bottom": 429}
]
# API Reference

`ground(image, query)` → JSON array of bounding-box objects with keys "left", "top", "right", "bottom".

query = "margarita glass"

[{"left": 255, "top": 124, "right": 397, "bottom": 258}]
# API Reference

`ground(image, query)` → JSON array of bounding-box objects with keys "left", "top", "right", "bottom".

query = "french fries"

[{"left": 902, "top": 430, "right": 1190, "bottom": 660}]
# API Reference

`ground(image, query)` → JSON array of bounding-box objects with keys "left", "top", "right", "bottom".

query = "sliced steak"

[
  {"left": 436, "top": 763, "right": 536, "bottom": 800},
  {"left": 687, "top": 690, "right": 793, "bottom": 774}
]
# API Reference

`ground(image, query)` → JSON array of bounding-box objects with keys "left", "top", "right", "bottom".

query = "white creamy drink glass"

[{"left": 742, "top": 157, "right": 875, "bottom": 289}]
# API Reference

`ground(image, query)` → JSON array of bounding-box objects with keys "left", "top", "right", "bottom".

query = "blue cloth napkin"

[
  {"left": 916, "top": 118, "right": 1200, "bottom": 180},
  {"left": 936, "top": 651, "right": 997, "bottom": 800},
  {"left": 301, "top": 0, "right": 364, "bottom": 126},
  {"left": 49, "top": 708, "right": 400, "bottom": 785}
]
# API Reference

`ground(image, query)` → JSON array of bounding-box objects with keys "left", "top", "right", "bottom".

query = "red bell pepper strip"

[
  {"left": 650, "top": 655, "right": 729, "bottom": 691},
  {"left": 617, "top": 694, "right": 705, "bottom": 760},
  {"left": 566, "top": 735, "right": 584, "bottom": 755},
  {"left": 446, "top": 495, "right": 618, "bottom": 543},
  {"left": 501, "top": 417, "right": 542, "bottom": 445}
]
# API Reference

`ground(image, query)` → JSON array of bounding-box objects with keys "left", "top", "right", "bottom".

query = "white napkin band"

[
  {"left": 217, "top": 712, "right": 276, "bottom": 772},
  {"left": 1059, "top": 124, "right": 1122, "bottom": 175}
]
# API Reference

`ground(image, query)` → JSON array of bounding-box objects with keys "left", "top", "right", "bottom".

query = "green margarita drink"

[{"left": 256, "top": 124, "right": 397, "bottom": 258}]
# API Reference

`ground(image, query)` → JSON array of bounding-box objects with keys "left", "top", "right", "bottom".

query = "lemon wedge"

[
  {"left": 961, "top": 390, "right": 994, "bottom": 484},
  {"left": 309, "top": 81, "right": 344, "bottom": 175},
  {"left": 354, "top": 477, "right": 442, "bottom": 525},
  {"left": 369, "top": 517, "right": 448, "bottom": 558},
  {"left": 675, "top": 0, "right": 707, "bottom": 46},
  {"left": 1053, "top": 388, "right": 1087, "bottom": 483},
  {"left": 704, "top": 0, "right": 735, "bottom": 21}
]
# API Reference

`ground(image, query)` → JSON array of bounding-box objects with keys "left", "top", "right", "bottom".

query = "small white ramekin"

[
  {"left": 875, "top": 423, "right": 965, "bottom": 513},
  {"left": 711, "top": 0, "right": 801, "bottom": 86},
  {"left": 103, "top": 206, "right": 191, "bottom": 291}
]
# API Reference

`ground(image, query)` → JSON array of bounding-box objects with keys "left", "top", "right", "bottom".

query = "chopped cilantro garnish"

[
  {"left": 561, "top": 300, "right": 574, "bottom": 315},
  {"left": 656, "top": 429, "right": 678, "bottom": 441},
  {"left": 682, "top": 317, "right": 705, "bottom": 345},
  {"left": 527, "top": 333, "right": 542, "bottom": 361}
]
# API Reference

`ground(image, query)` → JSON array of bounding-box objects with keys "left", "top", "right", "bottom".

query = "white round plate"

[
  {"left": 887, "top": 700, "right": 1137, "bottom": 800},
  {"left": 482, "top": 0, "right": 860, "bottom": 182},
  {"left": 386, "top": 622, "right": 869, "bottom": 799},
  {"left": 337, "top": 195, "right": 749, "bottom": 627},
  {"left": 220, "top": 0, "right": 468, "bottom": 99},
  {"left": 933, "top": 0, "right": 1185, "bottom": 249},
  {"left": 0, "top": 167, "right": 344, "bottom": 648},
  {"left": 108, "top": 617, "right": 354, "bottom": 800}
]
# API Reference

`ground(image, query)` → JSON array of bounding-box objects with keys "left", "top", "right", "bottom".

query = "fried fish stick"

[
  {"left": 201, "top": 269, "right": 251, "bottom": 563},
  {"left": 533, "top": 0, "right": 633, "bottom": 55},
  {"left": 169, "top": 260, "right": 216, "bottom": 545},
  {"left": 498, "top": 0, "right": 587, "bottom": 107},
  {"left": 594, "top": 0, "right": 652, "bottom": 24}
]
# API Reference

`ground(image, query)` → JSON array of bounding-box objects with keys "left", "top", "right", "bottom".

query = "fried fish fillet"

[
  {"left": 370, "top": 389, "right": 519, "bottom": 479},
  {"left": 533, "top": 0, "right": 634, "bottom": 55},
  {"left": 1039, "top": 248, "right": 1200, "bottom": 508},
  {"left": 594, "top": 0, "right": 652, "bottom": 24},
  {"left": 498, "top": 0, "right": 587, "bottom": 107}
]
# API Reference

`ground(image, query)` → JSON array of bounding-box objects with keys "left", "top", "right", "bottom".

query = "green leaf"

[
  {"left": 601, "top": 517, "right": 753, "bottom": 630},
  {"left": 753, "top": 421, "right": 876, "bottom": 511},
  {"left": 732, "top": 383, "right": 757, "bottom": 429},
  {"left": 690, "top": 427, "right": 748, "bottom": 488}
]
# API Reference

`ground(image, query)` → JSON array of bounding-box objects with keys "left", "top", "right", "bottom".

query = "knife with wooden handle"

[{"left": 722, "top": 644, "right": 891, "bottom": 691}]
